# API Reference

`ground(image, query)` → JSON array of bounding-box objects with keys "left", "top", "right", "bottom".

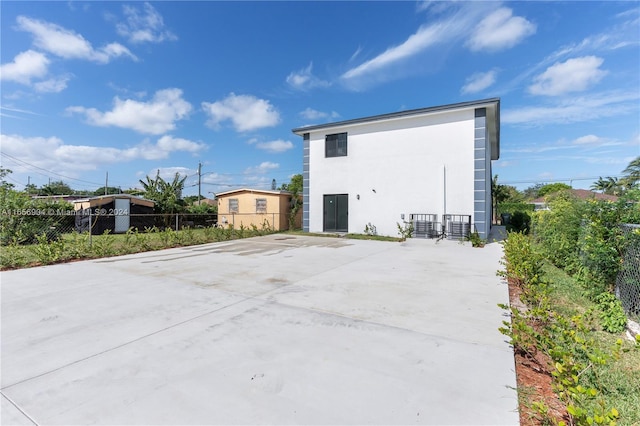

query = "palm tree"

[
  {"left": 591, "top": 177, "right": 610, "bottom": 193},
  {"left": 139, "top": 174, "right": 161, "bottom": 203},
  {"left": 156, "top": 172, "right": 187, "bottom": 215},
  {"left": 591, "top": 176, "right": 623, "bottom": 195},
  {"left": 606, "top": 176, "right": 623, "bottom": 195},
  {"left": 492, "top": 175, "right": 510, "bottom": 224},
  {"left": 622, "top": 156, "right": 640, "bottom": 188},
  {"left": 139, "top": 172, "right": 187, "bottom": 226}
]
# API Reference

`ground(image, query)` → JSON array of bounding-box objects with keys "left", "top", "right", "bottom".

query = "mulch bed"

[{"left": 507, "top": 278, "right": 570, "bottom": 425}]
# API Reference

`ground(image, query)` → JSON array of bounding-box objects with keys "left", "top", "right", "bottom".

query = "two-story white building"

[{"left": 292, "top": 98, "right": 500, "bottom": 240}]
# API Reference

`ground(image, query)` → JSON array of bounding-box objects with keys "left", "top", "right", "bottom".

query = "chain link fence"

[
  {"left": 1, "top": 211, "right": 292, "bottom": 247},
  {"left": 0, "top": 211, "right": 296, "bottom": 269},
  {"left": 1, "top": 209, "right": 77, "bottom": 245},
  {"left": 616, "top": 224, "right": 640, "bottom": 321}
]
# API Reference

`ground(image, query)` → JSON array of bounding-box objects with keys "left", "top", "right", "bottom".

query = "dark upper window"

[{"left": 325, "top": 132, "right": 347, "bottom": 157}]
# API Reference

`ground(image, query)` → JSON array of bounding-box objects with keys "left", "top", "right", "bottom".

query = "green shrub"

[
  {"left": 467, "top": 230, "right": 485, "bottom": 247},
  {"left": 91, "top": 230, "right": 116, "bottom": 257},
  {"left": 31, "top": 232, "right": 66, "bottom": 265},
  {"left": 396, "top": 221, "right": 414, "bottom": 241},
  {"left": 507, "top": 211, "right": 531, "bottom": 234},
  {"left": 498, "top": 202, "right": 535, "bottom": 216},
  {"left": 498, "top": 232, "right": 545, "bottom": 290},
  {"left": 0, "top": 190, "right": 74, "bottom": 245},
  {"left": 498, "top": 232, "right": 624, "bottom": 424},
  {"left": 594, "top": 293, "right": 627, "bottom": 333},
  {"left": 531, "top": 193, "right": 585, "bottom": 271}
]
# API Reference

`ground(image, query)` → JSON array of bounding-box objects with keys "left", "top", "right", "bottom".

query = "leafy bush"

[
  {"left": 396, "top": 221, "right": 414, "bottom": 242},
  {"left": 498, "top": 202, "right": 535, "bottom": 216},
  {"left": 594, "top": 293, "right": 627, "bottom": 333},
  {"left": 364, "top": 223, "right": 377, "bottom": 236},
  {"left": 0, "top": 188, "right": 75, "bottom": 244},
  {"left": 498, "top": 231, "right": 545, "bottom": 291},
  {"left": 531, "top": 192, "right": 585, "bottom": 272},
  {"left": 467, "top": 230, "right": 485, "bottom": 247},
  {"left": 31, "top": 232, "right": 66, "bottom": 265},
  {"left": 498, "top": 233, "right": 624, "bottom": 424},
  {"left": 507, "top": 211, "right": 531, "bottom": 234}
]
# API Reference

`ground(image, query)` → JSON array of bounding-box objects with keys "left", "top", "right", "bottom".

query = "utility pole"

[
  {"left": 198, "top": 162, "right": 202, "bottom": 202},
  {"left": 105, "top": 172, "right": 108, "bottom": 195}
]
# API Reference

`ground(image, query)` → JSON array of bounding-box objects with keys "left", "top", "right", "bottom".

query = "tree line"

[{"left": 0, "top": 169, "right": 305, "bottom": 217}]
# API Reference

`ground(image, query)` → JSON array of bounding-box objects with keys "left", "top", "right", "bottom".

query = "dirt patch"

[{"left": 507, "top": 278, "right": 569, "bottom": 425}]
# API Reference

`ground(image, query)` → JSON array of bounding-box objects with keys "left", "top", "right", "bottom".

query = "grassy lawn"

[{"left": 543, "top": 261, "right": 640, "bottom": 425}]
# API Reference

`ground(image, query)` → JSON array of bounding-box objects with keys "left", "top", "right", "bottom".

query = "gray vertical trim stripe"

[
  {"left": 474, "top": 108, "right": 488, "bottom": 239},
  {"left": 302, "top": 133, "right": 310, "bottom": 232}
]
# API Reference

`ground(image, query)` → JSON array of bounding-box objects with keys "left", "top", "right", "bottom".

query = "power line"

[
  {"left": 0, "top": 152, "right": 103, "bottom": 187},
  {"left": 501, "top": 174, "right": 627, "bottom": 186}
]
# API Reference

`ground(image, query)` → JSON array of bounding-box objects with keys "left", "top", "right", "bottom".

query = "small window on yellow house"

[
  {"left": 229, "top": 198, "right": 239, "bottom": 213},
  {"left": 256, "top": 198, "right": 267, "bottom": 213}
]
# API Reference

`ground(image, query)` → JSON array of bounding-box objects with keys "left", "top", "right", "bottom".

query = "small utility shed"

[
  {"left": 292, "top": 98, "right": 500, "bottom": 239},
  {"left": 74, "top": 194, "right": 155, "bottom": 234},
  {"left": 215, "top": 188, "right": 300, "bottom": 231}
]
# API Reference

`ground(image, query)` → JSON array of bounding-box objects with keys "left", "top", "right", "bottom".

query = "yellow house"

[{"left": 215, "top": 188, "right": 301, "bottom": 231}]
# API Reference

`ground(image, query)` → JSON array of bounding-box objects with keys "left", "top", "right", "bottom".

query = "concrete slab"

[{"left": 1, "top": 235, "right": 518, "bottom": 425}]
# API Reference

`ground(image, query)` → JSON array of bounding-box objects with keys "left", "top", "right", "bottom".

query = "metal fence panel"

[
  {"left": 1, "top": 212, "right": 292, "bottom": 247},
  {"left": 616, "top": 224, "right": 640, "bottom": 321}
]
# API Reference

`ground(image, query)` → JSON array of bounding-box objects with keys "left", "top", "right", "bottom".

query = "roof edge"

[
  {"left": 292, "top": 97, "right": 500, "bottom": 134},
  {"left": 215, "top": 188, "right": 293, "bottom": 197},
  {"left": 72, "top": 193, "right": 154, "bottom": 204}
]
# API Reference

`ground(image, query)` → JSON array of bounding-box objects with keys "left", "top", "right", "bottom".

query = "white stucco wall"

[{"left": 307, "top": 108, "right": 477, "bottom": 237}]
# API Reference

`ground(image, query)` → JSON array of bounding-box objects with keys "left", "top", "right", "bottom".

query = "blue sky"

[{"left": 1, "top": 1, "right": 638, "bottom": 196}]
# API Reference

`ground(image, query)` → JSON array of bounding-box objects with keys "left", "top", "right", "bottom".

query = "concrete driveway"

[{"left": 1, "top": 234, "right": 518, "bottom": 425}]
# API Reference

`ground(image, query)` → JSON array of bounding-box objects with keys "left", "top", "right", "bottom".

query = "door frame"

[{"left": 323, "top": 194, "right": 348, "bottom": 232}]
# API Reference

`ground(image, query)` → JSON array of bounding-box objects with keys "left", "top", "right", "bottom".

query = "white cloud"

[
  {"left": 341, "top": 22, "right": 448, "bottom": 82},
  {"left": 461, "top": 70, "right": 497, "bottom": 94},
  {"left": 116, "top": 2, "right": 177, "bottom": 44},
  {"left": 299, "top": 108, "right": 340, "bottom": 121},
  {"left": 0, "top": 133, "right": 206, "bottom": 177},
  {"left": 286, "top": 62, "right": 330, "bottom": 91},
  {"left": 16, "top": 15, "right": 136, "bottom": 63},
  {"left": 201, "top": 172, "right": 224, "bottom": 185},
  {"left": 244, "top": 161, "right": 279, "bottom": 174},
  {"left": 145, "top": 167, "right": 191, "bottom": 182},
  {"left": 340, "top": 3, "right": 493, "bottom": 89},
  {"left": 495, "top": 160, "right": 517, "bottom": 168},
  {"left": 0, "top": 106, "right": 41, "bottom": 117},
  {"left": 66, "top": 88, "right": 192, "bottom": 135},
  {"left": 466, "top": 8, "right": 536, "bottom": 52},
  {"left": 348, "top": 46, "right": 363, "bottom": 62},
  {"left": 572, "top": 135, "right": 601, "bottom": 145},
  {"left": 253, "top": 139, "right": 294, "bottom": 153},
  {"left": 550, "top": 11, "right": 639, "bottom": 61},
  {"left": 416, "top": 1, "right": 458, "bottom": 15},
  {"left": 33, "top": 75, "right": 70, "bottom": 93},
  {"left": 156, "top": 135, "right": 204, "bottom": 154},
  {"left": 202, "top": 93, "right": 280, "bottom": 132},
  {"left": 0, "top": 50, "right": 49, "bottom": 84},
  {"left": 502, "top": 91, "right": 639, "bottom": 125},
  {"left": 529, "top": 56, "right": 607, "bottom": 96}
]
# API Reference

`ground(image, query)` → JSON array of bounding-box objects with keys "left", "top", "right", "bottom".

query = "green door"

[{"left": 323, "top": 194, "right": 348, "bottom": 232}]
